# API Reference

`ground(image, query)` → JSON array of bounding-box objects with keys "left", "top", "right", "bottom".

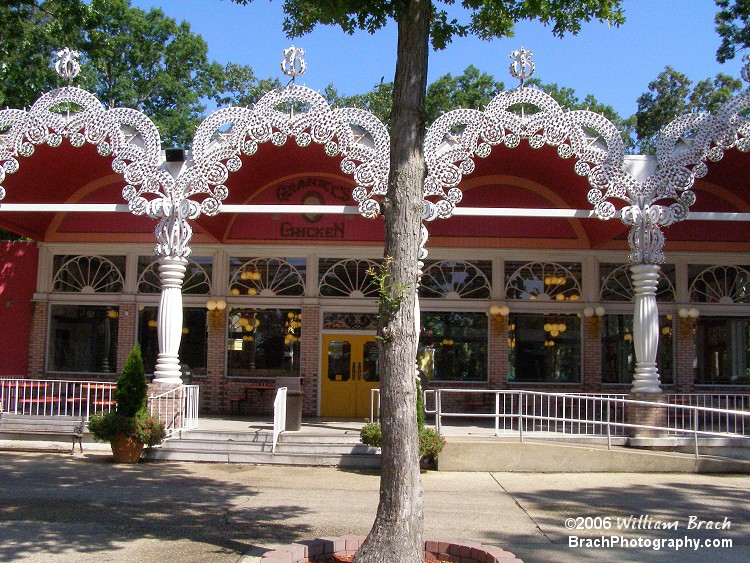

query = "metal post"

[
  {"left": 519, "top": 393, "right": 524, "bottom": 443},
  {"left": 436, "top": 389, "right": 442, "bottom": 433},
  {"left": 694, "top": 408, "right": 699, "bottom": 459},
  {"left": 607, "top": 401, "right": 612, "bottom": 451},
  {"left": 495, "top": 391, "right": 500, "bottom": 437}
]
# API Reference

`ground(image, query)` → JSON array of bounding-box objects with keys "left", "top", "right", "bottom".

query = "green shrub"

[
  {"left": 88, "top": 411, "right": 165, "bottom": 447},
  {"left": 114, "top": 345, "right": 147, "bottom": 417},
  {"left": 360, "top": 422, "right": 383, "bottom": 448},
  {"left": 88, "top": 345, "right": 165, "bottom": 448},
  {"left": 418, "top": 427, "right": 446, "bottom": 463},
  {"left": 360, "top": 422, "right": 445, "bottom": 464}
]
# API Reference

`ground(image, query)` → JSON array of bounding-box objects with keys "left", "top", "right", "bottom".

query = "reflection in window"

[
  {"left": 601, "top": 314, "right": 673, "bottom": 384},
  {"left": 695, "top": 317, "right": 750, "bottom": 385},
  {"left": 138, "top": 307, "right": 208, "bottom": 377},
  {"left": 418, "top": 312, "right": 487, "bottom": 381},
  {"left": 508, "top": 314, "right": 580, "bottom": 383},
  {"left": 48, "top": 305, "right": 118, "bottom": 373},
  {"left": 227, "top": 308, "right": 302, "bottom": 377}
]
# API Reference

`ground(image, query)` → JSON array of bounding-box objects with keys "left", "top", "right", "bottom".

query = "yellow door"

[{"left": 321, "top": 334, "right": 379, "bottom": 417}]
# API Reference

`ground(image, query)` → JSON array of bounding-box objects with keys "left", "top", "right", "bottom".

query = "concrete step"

[
  {"left": 146, "top": 445, "right": 381, "bottom": 467},
  {"left": 178, "top": 429, "right": 363, "bottom": 445},
  {"left": 438, "top": 438, "right": 750, "bottom": 473}
]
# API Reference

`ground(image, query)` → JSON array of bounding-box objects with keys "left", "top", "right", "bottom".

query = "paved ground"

[{"left": 0, "top": 451, "right": 748, "bottom": 562}]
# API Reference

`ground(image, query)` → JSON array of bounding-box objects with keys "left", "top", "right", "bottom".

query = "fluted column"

[
  {"left": 153, "top": 256, "right": 187, "bottom": 383},
  {"left": 630, "top": 263, "right": 661, "bottom": 393}
]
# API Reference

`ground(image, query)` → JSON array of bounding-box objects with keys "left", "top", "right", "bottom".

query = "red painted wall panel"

[{"left": 0, "top": 241, "right": 38, "bottom": 376}]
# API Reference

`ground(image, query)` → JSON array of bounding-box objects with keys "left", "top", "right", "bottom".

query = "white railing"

[
  {"left": 148, "top": 384, "right": 200, "bottom": 439},
  {"left": 272, "top": 386, "right": 287, "bottom": 453},
  {"left": 0, "top": 378, "right": 116, "bottom": 419},
  {"left": 372, "top": 388, "right": 750, "bottom": 458},
  {"left": 666, "top": 394, "right": 749, "bottom": 435},
  {"left": 370, "top": 388, "right": 381, "bottom": 422}
]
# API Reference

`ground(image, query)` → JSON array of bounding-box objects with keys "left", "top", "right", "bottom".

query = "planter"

[
  {"left": 259, "top": 537, "right": 522, "bottom": 562},
  {"left": 111, "top": 434, "right": 145, "bottom": 463}
]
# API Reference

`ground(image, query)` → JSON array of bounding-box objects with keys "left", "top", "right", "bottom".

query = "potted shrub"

[
  {"left": 360, "top": 378, "right": 445, "bottom": 469},
  {"left": 88, "top": 345, "right": 166, "bottom": 462}
]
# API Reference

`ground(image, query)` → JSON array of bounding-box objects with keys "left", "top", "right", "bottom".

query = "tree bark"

[{"left": 354, "top": 1, "right": 430, "bottom": 562}]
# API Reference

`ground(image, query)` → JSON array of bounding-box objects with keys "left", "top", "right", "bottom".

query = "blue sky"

[{"left": 131, "top": 0, "right": 745, "bottom": 118}]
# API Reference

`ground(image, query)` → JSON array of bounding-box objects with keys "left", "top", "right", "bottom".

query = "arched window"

[
  {"left": 419, "top": 260, "right": 491, "bottom": 299},
  {"left": 505, "top": 262, "right": 581, "bottom": 302},
  {"left": 229, "top": 257, "right": 305, "bottom": 297},
  {"left": 137, "top": 257, "right": 212, "bottom": 295},
  {"left": 52, "top": 255, "right": 124, "bottom": 293},
  {"left": 600, "top": 264, "right": 675, "bottom": 302},
  {"left": 319, "top": 258, "right": 380, "bottom": 297}
]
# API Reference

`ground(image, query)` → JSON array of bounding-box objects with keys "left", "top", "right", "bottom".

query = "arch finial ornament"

[
  {"left": 423, "top": 56, "right": 637, "bottom": 224},
  {"left": 185, "top": 47, "right": 389, "bottom": 224},
  {"left": 0, "top": 49, "right": 170, "bottom": 225}
]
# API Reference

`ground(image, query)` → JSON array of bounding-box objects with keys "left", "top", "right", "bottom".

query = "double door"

[{"left": 321, "top": 334, "right": 379, "bottom": 417}]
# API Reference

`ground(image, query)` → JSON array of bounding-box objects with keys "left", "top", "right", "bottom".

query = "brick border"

[{"left": 259, "top": 536, "right": 522, "bottom": 562}]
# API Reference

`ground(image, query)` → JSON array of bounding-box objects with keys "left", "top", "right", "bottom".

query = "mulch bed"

[{"left": 313, "top": 557, "right": 449, "bottom": 563}]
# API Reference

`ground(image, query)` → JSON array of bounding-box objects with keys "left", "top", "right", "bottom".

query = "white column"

[
  {"left": 153, "top": 256, "right": 187, "bottom": 383},
  {"left": 630, "top": 263, "right": 661, "bottom": 393}
]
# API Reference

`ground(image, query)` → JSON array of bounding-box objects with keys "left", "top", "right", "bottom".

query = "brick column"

[
  {"left": 27, "top": 299, "right": 48, "bottom": 378},
  {"left": 582, "top": 324, "right": 602, "bottom": 392},
  {"left": 301, "top": 305, "right": 320, "bottom": 416},
  {"left": 203, "top": 310, "right": 226, "bottom": 414},
  {"left": 116, "top": 303, "right": 137, "bottom": 374},
  {"left": 674, "top": 330, "right": 695, "bottom": 393},
  {"left": 625, "top": 393, "right": 667, "bottom": 438},
  {"left": 488, "top": 315, "right": 507, "bottom": 388}
]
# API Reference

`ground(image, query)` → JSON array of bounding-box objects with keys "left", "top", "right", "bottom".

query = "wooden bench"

[{"left": 0, "top": 414, "right": 85, "bottom": 454}]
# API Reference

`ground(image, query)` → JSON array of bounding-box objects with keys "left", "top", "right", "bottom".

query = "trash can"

[
  {"left": 285, "top": 390, "right": 303, "bottom": 431},
  {"left": 180, "top": 363, "right": 193, "bottom": 385}
]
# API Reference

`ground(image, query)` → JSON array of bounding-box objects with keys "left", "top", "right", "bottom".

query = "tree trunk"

[{"left": 354, "top": 1, "right": 430, "bottom": 562}]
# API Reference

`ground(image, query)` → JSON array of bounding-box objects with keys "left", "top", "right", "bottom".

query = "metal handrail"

[
  {"left": 369, "top": 387, "right": 750, "bottom": 459},
  {"left": 0, "top": 378, "right": 116, "bottom": 420},
  {"left": 148, "top": 384, "right": 200, "bottom": 439},
  {"left": 272, "top": 387, "right": 288, "bottom": 453}
]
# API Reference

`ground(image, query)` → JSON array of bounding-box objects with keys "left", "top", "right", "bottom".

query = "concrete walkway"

[{"left": 0, "top": 450, "right": 748, "bottom": 562}]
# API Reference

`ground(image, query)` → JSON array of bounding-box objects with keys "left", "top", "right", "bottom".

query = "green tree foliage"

[
  {"left": 211, "top": 62, "right": 282, "bottom": 108},
  {"left": 715, "top": 0, "right": 750, "bottom": 62},
  {"left": 114, "top": 344, "right": 148, "bottom": 418},
  {"left": 635, "top": 66, "right": 742, "bottom": 153},
  {"left": 425, "top": 64, "right": 503, "bottom": 123}
]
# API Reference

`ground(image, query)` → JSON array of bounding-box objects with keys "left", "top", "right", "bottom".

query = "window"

[
  {"left": 508, "top": 314, "right": 580, "bottom": 382},
  {"left": 52, "top": 255, "right": 125, "bottom": 293},
  {"left": 229, "top": 257, "right": 305, "bottom": 296},
  {"left": 505, "top": 261, "right": 582, "bottom": 302},
  {"left": 227, "top": 308, "right": 302, "bottom": 377},
  {"left": 138, "top": 307, "right": 208, "bottom": 377},
  {"left": 418, "top": 312, "right": 487, "bottom": 381},
  {"left": 695, "top": 318, "right": 750, "bottom": 385},
  {"left": 137, "top": 256, "right": 212, "bottom": 295},
  {"left": 48, "top": 305, "right": 118, "bottom": 373},
  {"left": 601, "top": 315, "right": 674, "bottom": 384}
]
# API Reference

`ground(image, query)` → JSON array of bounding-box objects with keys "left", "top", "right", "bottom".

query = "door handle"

[{"left": 358, "top": 362, "right": 362, "bottom": 381}]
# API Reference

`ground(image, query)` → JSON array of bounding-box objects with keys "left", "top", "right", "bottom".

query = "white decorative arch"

[
  {"left": 183, "top": 84, "right": 389, "bottom": 224},
  {"left": 0, "top": 86, "right": 169, "bottom": 213},
  {"left": 423, "top": 86, "right": 638, "bottom": 222}
]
